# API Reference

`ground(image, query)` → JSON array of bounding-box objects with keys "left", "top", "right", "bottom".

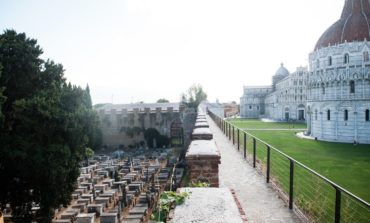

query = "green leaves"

[
  {"left": 181, "top": 84, "right": 207, "bottom": 109},
  {"left": 151, "top": 191, "right": 190, "bottom": 222},
  {"left": 0, "top": 30, "right": 102, "bottom": 222}
]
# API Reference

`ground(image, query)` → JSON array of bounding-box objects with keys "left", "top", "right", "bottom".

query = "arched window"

[
  {"left": 328, "top": 56, "right": 332, "bottom": 66},
  {"left": 344, "top": 53, "right": 349, "bottom": 64},
  {"left": 315, "top": 110, "right": 318, "bottom": 120},
  {"left": 350, "top": 80, "right": 355, "bottom": 93},
  {"left": 364, "top": 51, "right": 369, "bottom": 62},
  {"left": 366, "top": 109, "right": 370, "bottom": 121},
  {"left": 327, "top": 110, "right": 331, "bottom": 121},
  {"left": 322, "top": 84, "right": 325, "bottom": 94},
  {"left": 344, "top": 109, "right": 348, "bottom": 121}
]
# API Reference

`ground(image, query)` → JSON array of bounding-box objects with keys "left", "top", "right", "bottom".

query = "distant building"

[
  {"left": 207, "top": 102, "right": 224, "bottom": 118},
  {"left": 240, "top": 64, "right": 308, "bottom": 121},
  {"left": 240, "top": 0, "right": 370, "bottom": 144},
  {"left": 307, "top": 0, "right": 370, "bottom": 144},
  {"left": 95, "top": 103, "right": 183, "bottom": 148},
  {"left": 223, "top": 102, "right": 239, "bottom": 117}
]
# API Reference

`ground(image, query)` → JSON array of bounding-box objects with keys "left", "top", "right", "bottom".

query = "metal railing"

[{"left": 208, "top": 111, "right": 370, "bottom": 223}]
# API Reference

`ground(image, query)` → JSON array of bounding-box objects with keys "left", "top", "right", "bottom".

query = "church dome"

[
  {"left": 274, "top": 63, "right": 289, "bottom": 77},
  {"left": 314, "top": 0, "right": 370, "bottom": 50}
]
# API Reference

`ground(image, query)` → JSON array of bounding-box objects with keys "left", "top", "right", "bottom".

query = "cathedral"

[
  {"left": 240, "top": 0, "right": 370, "bottom": 144},
  {"left": 240, "top": 64, "right": 308, "bottom": 122}
]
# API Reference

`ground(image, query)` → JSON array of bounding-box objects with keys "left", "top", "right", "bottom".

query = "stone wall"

[
  {"left": 95, "top": 103, "right": 183, "bottom": 149},
  {"left": 185, "top": 140, "right": 221, "bottom": 187}
]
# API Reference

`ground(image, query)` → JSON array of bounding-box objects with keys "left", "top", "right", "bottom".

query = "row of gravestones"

[{"left": 52, "top": 150, "right": 176, "bottom": 223}]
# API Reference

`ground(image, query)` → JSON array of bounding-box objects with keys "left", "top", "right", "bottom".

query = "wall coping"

[
  {"left": 186, "top": 140, "right": 220, "bottom": 157},
  {"left": 172, "top": 188, "right": 246, "bottom": 223}
]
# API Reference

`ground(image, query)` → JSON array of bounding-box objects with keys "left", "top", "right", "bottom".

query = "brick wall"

[{"left": 185, "top": 140, "right": 221, "bottom": 187}]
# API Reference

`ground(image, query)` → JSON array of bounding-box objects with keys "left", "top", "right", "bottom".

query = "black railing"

[{"left": 208, "top": 110, "right": 370, "bottom": 223}]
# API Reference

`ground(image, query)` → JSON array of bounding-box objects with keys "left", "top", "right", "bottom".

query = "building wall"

[
  {"left": 240, "top": 87, "right": 272, "bottom": 118},
  {"left": 264, "top": 67, "right": 308, "bottom": 121},
  {"left": 96, "top": 103, "right": 182, "bottom": 148},
  {"left": 307, "top": 41, "right": 370, "bottom": 144},
  {"left": 240, "top": 67, "right": 308, "bottom": 121}
]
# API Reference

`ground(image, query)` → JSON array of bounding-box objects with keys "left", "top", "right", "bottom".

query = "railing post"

[
  {"left": 266, "top": 146, "right": 270, "bottom": 183},
  {"left": 334, "top": 187, "right": 341, "bottom": 223},
  {"left": 243, "top": 132, "right": 247, "bottom": 159},
  {"left": 253, "top": 138, "right": 256, "bottom": 168},
  {"left": 225, "top": 121, "right": 227, "bottom": 135},
  {"left": 237, "top": 129, "right": 240, "bottom": 151},
  {"left": 289, "top": 159, "right": 294, "bottom": 209},
  {"left": 232, "top": 126, "right": 235, "bottom": 145},
  {"left": 229, "top": 123, "right": 231, "bottom": 141}
]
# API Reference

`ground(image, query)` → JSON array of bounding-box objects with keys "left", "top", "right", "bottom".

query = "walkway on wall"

[{"left": 207, "top": 116, "right": 303, "bottom": 223}]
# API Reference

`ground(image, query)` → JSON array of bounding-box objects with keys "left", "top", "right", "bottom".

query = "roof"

[
  {"left": 274, "top": 63, "right": 289, "bottom": 77},
  {"left": 315, "top": 0, "right": 370, "bottom": 50}
]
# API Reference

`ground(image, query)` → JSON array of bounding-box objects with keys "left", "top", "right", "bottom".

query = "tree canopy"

[
  {"left": 0, "top": 30, "right": 101, "bottom": 222},
  {"left": 181, "top": 84, "right": 207, "bottom": 109},
  {"left": 156, "top": 98, "right": 169, "bottom": 103},
  {"left": 144, "top": 128, "right": 170, "bottom": 148}
]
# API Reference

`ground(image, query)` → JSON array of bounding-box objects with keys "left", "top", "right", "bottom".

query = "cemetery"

[{"left": 2, "top": 147, "right": 185, "bottom": 223}]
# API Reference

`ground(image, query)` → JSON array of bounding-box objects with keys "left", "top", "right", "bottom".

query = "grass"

[
  {"left": 226, "top": 118, "right": 370, "bottom": 222},
  {"left": 229, "top": 118, "right": 307, "bottom": 129}
]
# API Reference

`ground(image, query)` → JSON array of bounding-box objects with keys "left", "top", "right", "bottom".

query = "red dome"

[{"left": 314, "top": 0, "right": 370, "bottom": 50}]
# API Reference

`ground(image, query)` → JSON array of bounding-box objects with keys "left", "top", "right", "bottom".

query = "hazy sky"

[{"left": 0, "top": 0, "right": 343, "bottom": 104}]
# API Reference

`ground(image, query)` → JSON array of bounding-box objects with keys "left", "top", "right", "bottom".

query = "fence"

[{"left": 208, "top": 110, "right": 370, "bottom": 223}]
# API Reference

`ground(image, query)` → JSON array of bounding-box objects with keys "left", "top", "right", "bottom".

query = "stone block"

[
  {"left": 100, "top": 213, "right": 118, "bottom": 223},
  {"left": 76, "top": 213, "right": 95, "bottom": 223}
]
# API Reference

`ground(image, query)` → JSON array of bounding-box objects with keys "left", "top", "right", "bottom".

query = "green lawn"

[
  {"left": 229, "top": 118, "right": 307, "bottom": 129},
  {"left": 227, "top": 118, "right": 370, "bottom": 222}
]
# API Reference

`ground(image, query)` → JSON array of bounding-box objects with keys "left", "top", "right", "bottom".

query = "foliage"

[
  {"left": 0, "top": 30, "right": 102, "bottom": 222},
  {"left": 0, "top": 68, "right": 6, "bottom": 125},
  {"left": 189, "top": 181, "right": 210, "bottom": 187},
  {"left": 144, "top": 128, "right": 170, "bottom": 148},
  {"left": 124, "top": 126, "right": 142, "bottom": 138},
  {"left": 151, "top": 191, "right": 190, "bottom": 222},
  {"left": 85, "top": 148, "right": 94, "bottom": 159},
  {"left": 181, "top": 84, "right": 207, "bottom": 109},
  {"left": 157, "top": 98, "right": 169, "bottom": 103}
]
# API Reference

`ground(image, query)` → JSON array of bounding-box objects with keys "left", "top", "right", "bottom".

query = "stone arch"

[
  {"left": 297, "top": 104, "right": 305, "bottom": 121},
  {"left": 344, "top": 53, "right": 350, "bottom": 64},
  {"left": 284, "top": 107, "right": 290, "bottom": 121}
]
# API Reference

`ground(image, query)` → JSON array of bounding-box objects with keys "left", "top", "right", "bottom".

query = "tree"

[
  {"left": 85, "top": 147, "right": 95, "bottom": 159},
  {"left": 156, "top": 98, "right": 169, "bottom": 103},
  {"left": 181, "top": 84, "right": 207, "bottom": 109},
  {"left": 143, "top": 128, "right": 170, "bottom": 148},
  {"left": 0, "top": 67, "right": 6, "bottom": 125},
  {"left": 0, "top": 30, "right": 101, "bottom": 222}
]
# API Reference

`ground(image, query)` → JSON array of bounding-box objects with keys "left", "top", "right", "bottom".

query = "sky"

[{"left": 0, "top": 0, "right": 344, "bottom": 104}]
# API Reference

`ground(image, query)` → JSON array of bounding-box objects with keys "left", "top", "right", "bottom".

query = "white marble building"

[
  {"left": 240, "top": 65, "right": 308, "bottom": 121},
  {"left": 306, "top": 0, "right": 370, "bottom": 144},
  {"left": 241, "top": 0, "right": 370, "bottom": 144},
  {"left": 240, "top": 86, "right": 272, "bottom": 119},
  {"left": 265, "top": 67, "right": 308, "bottom": 121}
]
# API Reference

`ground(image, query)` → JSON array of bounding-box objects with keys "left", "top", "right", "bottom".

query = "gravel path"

[{"left": 208, "top": 116, "right": 303, "bottom": 223}]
